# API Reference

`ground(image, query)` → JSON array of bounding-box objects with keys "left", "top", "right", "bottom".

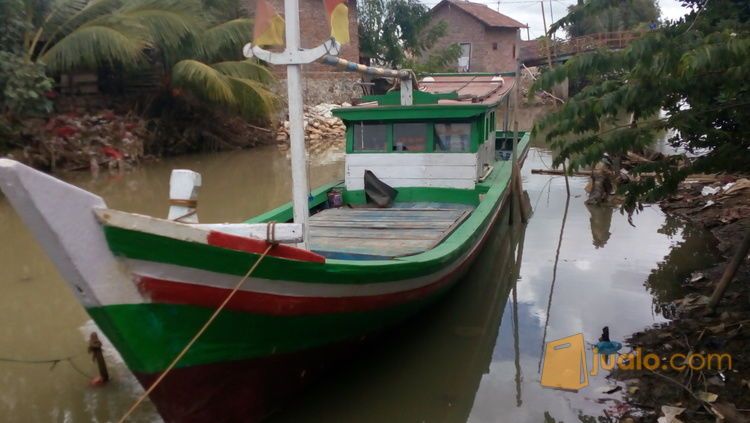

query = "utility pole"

[{"left": 540, "top": 1, "right": 553, "bottom": 69}]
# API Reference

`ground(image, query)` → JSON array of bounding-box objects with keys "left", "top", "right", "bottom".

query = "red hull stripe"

[
  {"left": 136, "top": 272, "right": 455, "bottom": 316},
  {"left": 206, "top": 231, "right": 326, "bottom": 264}
]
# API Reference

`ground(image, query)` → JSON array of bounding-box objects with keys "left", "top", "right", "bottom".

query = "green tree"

[
  {"left": 0, "top": 0, "right": 54, "bottom": 118},
  {"left": 358, "top": 0, "right": 460, "bottom": 71},
  {"left": 21, "top": 0, "right": 275, "bottom": 120},
  {"left": 533, "top": 0, "right": 750, "bottom": 206},
  {"left": 555, "top": 0, "right": 660, "bottom": 37}
]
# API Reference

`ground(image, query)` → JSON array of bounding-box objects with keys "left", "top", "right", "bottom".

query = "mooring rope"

[
  {"left": 0, "top": 354, "right": 94, "bottom": 379},
  {"left": 117, "top": 242, "right": 275, "bottom": 423}
]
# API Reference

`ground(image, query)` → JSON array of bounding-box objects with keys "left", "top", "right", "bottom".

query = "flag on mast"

[
  {"left": 253, "top": 0, "right": 285, "bottom": 46},
  {"left": 323, "top": 0, "right": 350, "bottom": 44}
]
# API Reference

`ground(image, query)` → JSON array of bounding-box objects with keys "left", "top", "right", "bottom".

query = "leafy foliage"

[
  {"left": 533, "top": 0, "right": 750, "bottom": 206},
  {"left": 551, "top": 0, "right": 660, "bottom": 37},
  {"left": 0, "top": 53, "right": 55, "bottom": 116},
  {"left": 18, "top": 0, "right": 276, "bottom": 121},
  {"left": 358, "top": 0, "right": 460, "bottom": 71}
]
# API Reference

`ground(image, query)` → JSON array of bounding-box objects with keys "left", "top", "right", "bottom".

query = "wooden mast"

[
  {"left": 245, "top": 3, "right": 343, "bottom": 249},
  {"left": 283, "top": 0, "right": 310, "bottom": 248}
]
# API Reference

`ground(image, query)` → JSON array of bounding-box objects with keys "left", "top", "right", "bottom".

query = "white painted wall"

[{"left": 345, "top": 153, "right": 478, "bottom": 190}]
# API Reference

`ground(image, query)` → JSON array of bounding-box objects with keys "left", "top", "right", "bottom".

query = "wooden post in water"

[
  {"left": 707, "top": 230, "right": 750, "bottom": 312},
  {"left": 88, "top": 333, "right": 109, "bottom": 385}
]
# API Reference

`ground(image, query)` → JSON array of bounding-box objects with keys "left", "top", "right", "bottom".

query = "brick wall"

[{"left": 428, "top": 5, "right": 519, "bottom": 73}]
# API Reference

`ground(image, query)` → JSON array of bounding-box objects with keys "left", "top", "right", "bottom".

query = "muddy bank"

[
  {"left": 611, "top": 176, "right": 750, "bottom": 423},
  {"left": 0, "top": 99, "right": 275, "bottom": 173}
]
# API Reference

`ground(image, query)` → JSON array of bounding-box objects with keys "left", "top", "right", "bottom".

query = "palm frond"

[
  {"left": 172, "top": 59, "right": 237, "bottom": 104},
  {"left": 38, "top": 0, "right": 124, "bottom": 56},
  {"left": 195, "top": 18, "right": 253, "bottom": 62},
  {"left": 225, "top": 76, "right": 278, "bottom": 119},
  {"left": 40, "top": 24, "right": 148, "bottom": 71},
  {"left": 119, "top": 0, "right": 203, "bottom": 54},
  {"left": 211, "top": 60, "right": 274, "bottom": 83}
]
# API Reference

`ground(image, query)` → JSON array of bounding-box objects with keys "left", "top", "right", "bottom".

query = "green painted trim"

[
  {"left": 333, "top": 104, "right": 494, "bottom": 122},
  {"left": 87, "top": 295, "right": 441, "bottom": 373}
]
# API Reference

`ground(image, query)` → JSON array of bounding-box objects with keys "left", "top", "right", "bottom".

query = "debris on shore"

[
  {"left": 275, "top": 103, "right": 347, "bottom": 155},
  {"left": 2, "top": 107, "right": 276, "bottom": 173},
  {"left": 608, "top": 174, "right": 750, "bottom": 423}
]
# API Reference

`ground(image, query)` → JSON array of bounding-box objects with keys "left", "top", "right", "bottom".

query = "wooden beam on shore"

[{"left": 531, "top": 168, "right": 592, "bottom": 177}]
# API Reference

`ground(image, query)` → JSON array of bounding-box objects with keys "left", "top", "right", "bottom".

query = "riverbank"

[{"left": 612, "top": 176, "right": 750, "bottom": 423}]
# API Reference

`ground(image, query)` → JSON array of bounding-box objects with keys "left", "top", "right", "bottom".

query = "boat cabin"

[{"left": 333, "top": 73, "right": 518, "bottom": 192}]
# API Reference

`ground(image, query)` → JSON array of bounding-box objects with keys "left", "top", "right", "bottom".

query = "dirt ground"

[{"left": 609, "top": 176, "right": 750, "bottom": 423}]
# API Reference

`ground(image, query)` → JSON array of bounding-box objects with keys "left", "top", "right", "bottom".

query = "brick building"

[{"left": 428, "top": 0, "right": 526, "bottom": 73}]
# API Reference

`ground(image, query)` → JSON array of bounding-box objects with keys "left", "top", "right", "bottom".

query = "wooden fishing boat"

[
  {"left": 1, "top": 77, "right": 528, "bottom": 421},
  {"left": 0, "top": 72, "right": 530, "bottom": 421}
]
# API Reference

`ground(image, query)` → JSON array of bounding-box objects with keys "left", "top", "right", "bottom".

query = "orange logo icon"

[{"left": 540, "top": 333, "right": 589, "bottom": 391}]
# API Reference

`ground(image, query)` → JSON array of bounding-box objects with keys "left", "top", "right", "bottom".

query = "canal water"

[{"left": 0, "top": 128, "right": 718, "bottom": 422}]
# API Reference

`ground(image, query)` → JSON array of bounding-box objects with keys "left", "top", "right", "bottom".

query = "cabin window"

[
  {"left": 352, "top": 123, "right": 388, "bottom": 151},
  {"left": 434, "top": 123, "right": 471, "bottom": 152},
  {"left": 393, "top": 123, "right": 427, "bottom": 152}
]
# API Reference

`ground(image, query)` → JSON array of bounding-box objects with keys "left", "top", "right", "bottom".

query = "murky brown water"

[{"left": 0, "top": 110, "right": 719, "bottom": 422}]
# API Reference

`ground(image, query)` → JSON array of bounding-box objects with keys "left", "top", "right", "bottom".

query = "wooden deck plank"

[
  {"left": 310, "top": 237, "right": 434, "bottom": 257},
  {"left": 310, "top": 221, "right": 452, "bottom": 229},
  {"left": 309, "top": 227, "right": 445, "bottom": 240},
  {"left": 308, "top": 205, "right": 474, "bottom": 258}
]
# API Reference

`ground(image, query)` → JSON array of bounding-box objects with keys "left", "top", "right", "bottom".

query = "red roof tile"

[{"left": 432, "top": 0, "right": 528, "bottom": 29}]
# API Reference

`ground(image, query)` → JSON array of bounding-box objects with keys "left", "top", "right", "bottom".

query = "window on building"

[
  {"left": 352, "top": 123, "right": 388, "bottom": 151},
  {"left": 393, "top": 123, "right": 427, "bottom": 152},
  {"left": 492, "top": 42, "right": 498, "bottom": 50},
  {"left": 434, "top": 123, "right": 472, "bottom": 152},
  {"left": 458, "top": 43, "right": 471, "bottom": 72}
]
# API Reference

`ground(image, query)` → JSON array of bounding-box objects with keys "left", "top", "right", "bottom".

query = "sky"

[{"left": 420, "top": 0, "right": 691, "bottom": 39}]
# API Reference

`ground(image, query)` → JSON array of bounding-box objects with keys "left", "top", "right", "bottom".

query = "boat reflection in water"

[{"left": 273, "top": 203, "right": 527, "bottom": 422}]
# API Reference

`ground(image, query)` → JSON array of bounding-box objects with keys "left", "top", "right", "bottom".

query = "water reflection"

[
  {"left": 586, "top": 204, "right": 613, "bottom": 248},
  {"left": 272, "top": 204, "right": 528, "bottom": 423}
]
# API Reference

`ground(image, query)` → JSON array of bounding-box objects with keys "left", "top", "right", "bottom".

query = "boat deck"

[{"left": 308, "top": 203, "right": 474, "bottom": 260}]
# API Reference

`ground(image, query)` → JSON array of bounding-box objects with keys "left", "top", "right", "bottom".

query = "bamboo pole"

[{"left": 540, "top": 1, "right": 554, "bottom": 69}]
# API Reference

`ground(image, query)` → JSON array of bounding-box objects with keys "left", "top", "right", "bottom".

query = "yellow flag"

[{"left": 324, "top": 0, "right": 349, "bottom": 44}]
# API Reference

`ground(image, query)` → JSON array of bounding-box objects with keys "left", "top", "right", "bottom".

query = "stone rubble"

[{"left": 275, "top": 102, "right": 350, "bottom": 154}]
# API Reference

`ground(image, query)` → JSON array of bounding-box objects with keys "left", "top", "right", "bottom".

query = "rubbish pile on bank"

[
  {"left": 275, "top": 103, "right": 348, "bottom": 154},
  {"left": 6, "top": 110, "right": 148, "bottom": 173}
]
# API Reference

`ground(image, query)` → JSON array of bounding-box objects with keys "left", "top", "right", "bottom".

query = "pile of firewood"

[{"left": 275, "top": 103, "right": 348, "bottom": 154}]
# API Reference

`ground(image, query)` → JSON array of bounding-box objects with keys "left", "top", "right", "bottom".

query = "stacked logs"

[{"left": 275, "top": 103, "right": 349, "bottom": 154}]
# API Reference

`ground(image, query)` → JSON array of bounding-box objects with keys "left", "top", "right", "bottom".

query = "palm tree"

[{"left": 24, "top": 0, "right": 276, "bottom": 120}]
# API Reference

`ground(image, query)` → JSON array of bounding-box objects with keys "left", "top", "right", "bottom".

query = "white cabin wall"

[{"left": 345, "top": 153, "right": 478, "bottom": 190}]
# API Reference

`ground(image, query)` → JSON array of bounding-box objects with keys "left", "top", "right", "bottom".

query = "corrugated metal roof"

[{"left": 420, "top": 74, "right": 515, "bottom": 106}]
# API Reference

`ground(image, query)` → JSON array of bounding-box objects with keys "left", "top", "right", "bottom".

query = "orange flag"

[
  {"left": 253, "top": 0, "right": 285, "bottom": 46},
  {"left": 323, "top": 0, "right": 349, "bottom": 44}
]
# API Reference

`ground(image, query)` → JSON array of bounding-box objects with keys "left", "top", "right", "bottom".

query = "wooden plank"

[
  {"left": 311, "top": 209, "right": 463, "bottom": 221},
  {"left": 310, "top": 237, "right": 434, "bottom": 257},
  {"left": 309, "top": 227, "right": 445, "bottom": 240},
  {"left": 309, "top": 221, "right": 451, "bottom": 229},
  {"left": 316, "top": 208, "right": 464, "bottom": 217}
]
